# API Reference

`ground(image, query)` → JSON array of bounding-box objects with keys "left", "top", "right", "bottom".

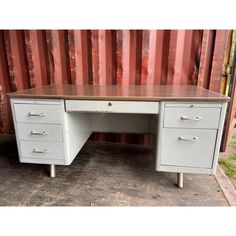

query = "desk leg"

[
  {"left": 50, "top": 164, "right": 56, "bottom": 178},
  {"left": 177, "top": 173, "right": 183, "bottom": 188}
]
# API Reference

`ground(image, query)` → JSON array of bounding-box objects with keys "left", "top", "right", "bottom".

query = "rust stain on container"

[
  {"left": 0, "top": 32, "right": 12, "bottom": 133},
  {"left": 166, "top": 30, "right": 178, "bottom": 85},
  {"left": 3, "top": 30, "right": 30, "bottom": 91},
  {"left": 147, "top": 30, "right": 166, "bottom": 85},
  {"left": 23, "top": 30, "right": 49, "bottom": 87},
  {"left": 209, "top": 30, "right": 229, "bottom": 92},
  {"left": 122, "top": 30, "right": 137, "bottom": 85},
  {"left": 78, "top": 30, "right": 89, "bottom": 85},
  {"left": 67, "top": 30, "right": 76, "bottom": 83},
  {"left": 99, "top": 30, "right": 112, "bottom": 85},
  {"left": 116, "top": 30, "right": 123, "bottom": 85},
  {"left": 91, "top": 30, "right": 100, "bottom": 85},
  {"left": 141, "top": 30, "right": 150, "bottom": 85},
  {"left": 198, "top": 30, "right": 216, "bottom": 88}
]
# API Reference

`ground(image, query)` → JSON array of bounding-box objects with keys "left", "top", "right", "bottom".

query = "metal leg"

[
  {"left": 177, "top": 173, "right": 183, "bottom": 188},
  {"left": 50, "top": 164, "right": 56, "bottom": 178}
]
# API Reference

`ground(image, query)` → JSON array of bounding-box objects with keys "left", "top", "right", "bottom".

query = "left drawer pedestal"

[{"left": 10, "top": 99, "right": 66, "bottom": 167}]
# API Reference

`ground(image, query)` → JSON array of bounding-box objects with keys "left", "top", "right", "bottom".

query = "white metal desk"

[{"left": 8, "top": 84, "right": 229, "bottom": 188}]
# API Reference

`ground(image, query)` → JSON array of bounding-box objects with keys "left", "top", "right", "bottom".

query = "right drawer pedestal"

[{"left": 157, "top": 102, "right": 226, "bottom": 175}]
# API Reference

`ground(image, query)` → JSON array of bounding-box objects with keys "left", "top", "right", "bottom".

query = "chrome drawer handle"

[
  {"left": 28, "top": 112, "right": 46, "bottom": 117},
  {"left": 33, "top": 149, "right": 49, "bottom": 153},
  {"left": 31, "top": 131, "right": 48, "bottom": 136},
  {"left": 181, "top": 116, "right": 202, "bottom": 121},
  {"left": 178, "top": 137, "right": 199, "bottom": 142}
]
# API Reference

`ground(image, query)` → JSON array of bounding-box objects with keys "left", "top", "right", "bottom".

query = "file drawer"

[
  {"left": 19, "top": 141, "right": 64, "bottom": 160},
  {"left": 164, "top": 105, "right": 221, "bottom": 129},
  {"left": 17, "top": 123, "right": 63, "bottom": 142},
  {"left": 160, "top": 128, "right": 217, "bottom": 168},
  {"left": 14, "top": 103, "right": 62, "bottom": 124}
]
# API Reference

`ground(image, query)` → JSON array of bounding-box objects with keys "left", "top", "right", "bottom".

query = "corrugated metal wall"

[{"left": 0, "top": 30, "right": 230, "bottom": 144}]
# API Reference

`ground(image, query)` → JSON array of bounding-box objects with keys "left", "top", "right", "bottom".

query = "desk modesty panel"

[{"left": 8, "top": 84, "right": 230, "bottom": 188}]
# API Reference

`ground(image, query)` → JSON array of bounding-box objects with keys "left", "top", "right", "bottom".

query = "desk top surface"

[{"left": 8, "top": 84, "right": 230, "bottom": 102}]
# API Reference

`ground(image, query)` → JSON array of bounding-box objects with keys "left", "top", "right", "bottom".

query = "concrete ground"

[{"left": 0, "top": 135, "right": 228, "bottom": 206}]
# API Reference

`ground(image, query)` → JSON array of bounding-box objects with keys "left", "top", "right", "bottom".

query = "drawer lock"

[
  {"left": 181, "top": 116, "right": 202, "bottom": 121},
  {"left": 178, "top": 137, "right": 199, "bottom": 142}
]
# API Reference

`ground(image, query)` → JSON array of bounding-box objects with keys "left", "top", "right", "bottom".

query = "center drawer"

[
  {"left": 17, "top": 123, "right": 63, "bottom": 142},
  {"left": 65, "top": 100, "right": 159, "bottom": 114},
  {"left": 164, "top": 106, "right": 221, "bottom": 129}
]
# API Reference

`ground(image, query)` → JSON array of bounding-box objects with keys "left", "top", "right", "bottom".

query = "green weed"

[{"left": 219, "top": 159, "right": 236, "bottom": 177}]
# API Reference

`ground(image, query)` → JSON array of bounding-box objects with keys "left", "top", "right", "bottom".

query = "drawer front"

[
  {"left": 14, "top": 104, "right": 62, "bottom": 124},
  {"left": 164, "top": 106, "right": 221, "bottom": 129},
  {"left": 19, "top": 141, "right": 64, "bottom": 160},
  {"left": 65, "top": 100, "right": 159, "bottom": 114},
  {"left": 161, "top": 129, "right": 217, "bottom": 168},
  {"left": 17, "top": 123, "right": 63, "bottom": 142}
]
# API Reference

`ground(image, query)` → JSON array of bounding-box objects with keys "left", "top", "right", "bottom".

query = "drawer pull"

[
  {"left": 31, "top": 131, "right": 48, "bottom": 136},
  {"left": 181, "top": 116, "right": 202, "bottom": 121},
  {"left": 28, "top": 112, "right": 46, "bottom": 117},
  {"left": 33, "top": 148, "right": 49, "bottom": 153},
  {"left": 178, "top": 137, "right": 199, "bottom": 142},
  {"left": 108, "top": 102, "right": 112, "bottom": 106}
]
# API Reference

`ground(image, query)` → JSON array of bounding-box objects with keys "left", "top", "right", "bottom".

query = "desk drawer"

[
  {"left": 19, "top": 141, "right": 64, "bottom": 160},
  {"left": 17, "top": 123, "right": 63, "bottom": 142},
  {"left": 164, "top": 105, "right": 221, "bottom": 129},
  {"left": 161, "top": 128, "right": 217, "bottom": 168},
  {"left": 65, "top": 100, "right": 159, "bottom": 114},
  {"left": 14, "top": 103, "right": 62, "bottom": 124}
]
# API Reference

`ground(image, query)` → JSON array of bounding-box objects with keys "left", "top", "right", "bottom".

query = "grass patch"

[
  {"left": 232, "top": 132, "right": 236, "bottom": 139},
  {"left": 220, "top": 130, "right": 236, "bottom": 177},
  {"left": 229, "top": 140, "right": 236, "bottom": 149},
  {"left": 229, "top": 132, "right": 236, "bottom": 149},
  {"left": 229, "top": 153, "right": 236, "bottom": 160},
  {"left": 219, "top": 159, "right": 236, "bottom": 176}
]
